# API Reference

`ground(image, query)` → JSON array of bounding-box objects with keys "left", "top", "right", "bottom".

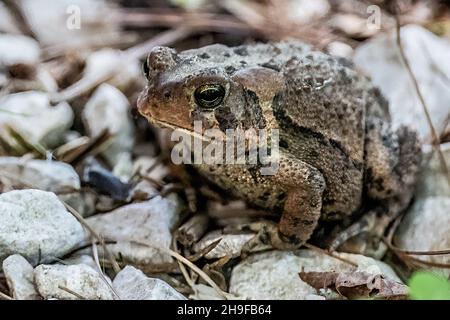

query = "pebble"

[
  {"left": 34, "top": 264, "right": 114, "bottom": 300},
  {"left": 2, "top": 254, "right": 40, "bottom": 300},
  {"left": 113, "top": 266, "right": 186, "bottom": 300}
]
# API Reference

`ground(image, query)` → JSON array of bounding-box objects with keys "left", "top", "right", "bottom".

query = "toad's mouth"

[{"left": 141, "top": 114, "right": 213, "bottom": 142}]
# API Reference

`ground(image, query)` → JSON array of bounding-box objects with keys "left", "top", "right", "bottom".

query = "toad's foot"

[
  {"left": 328, "top": 210, "right": 392, "bottom": 257},
  {"left": 240, "top": 221, "right": 300, "bottom": 257}
]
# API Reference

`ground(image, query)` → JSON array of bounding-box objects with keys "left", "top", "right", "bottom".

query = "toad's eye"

[{"left": 194, "top": 84, "right": 225, "bottom": 109}]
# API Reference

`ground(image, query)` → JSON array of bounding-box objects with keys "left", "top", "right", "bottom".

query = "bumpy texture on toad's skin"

[{"left": 137, "top": 41, "right": 421, "bottom": 249}]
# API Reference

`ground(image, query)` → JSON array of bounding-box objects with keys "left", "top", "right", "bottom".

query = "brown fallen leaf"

[{"left": 299, "top": 271, "right": 408, "bottom": 300}]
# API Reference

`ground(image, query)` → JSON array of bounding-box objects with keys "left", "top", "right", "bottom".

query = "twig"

[
  {"left": 41, "top": 32, "right": 138, "bottom": 61},
  {"left": 91, "top": 239, "right": 121, "bottom": 300},
  {"left": 58, "top": 285, "right": 86, "bottom": 300},
  {"left": 55, "top": 129, "right": 114, "bottom": 165},
  {"left": 0, "top": 291, "right": 13, "bottom": 300},
  {"left": 382, "top": 237, "right": 450, "bottom": 270},
  {"left": 64, "top": 203, "right": 121, "bottom": 275},
  {"left": 173, "top": 240, "right": 196, "bottom": 289},
  {"left": 404, "top": 256, "right": 450, "bottom": 269},
  {"left": 140, "top": 175, "right": 165, "bottom": 190},
  {"left": 304, "top": 243, "right": 358, "bottom": 267},
  {"left": 176, "top": 214, "right": 210, "bottom": 246},
  {"left": 115, "top": 10, "right": 253, "bottom": 34},
  {"left": 386, "top": 243, "right": 450, "bottom": 256},
  {"left": 395, "top": 16, "right": 450, "bottom": 190},
  {"left": 131, "top": 240, "right": 229, "bottom": 300}
]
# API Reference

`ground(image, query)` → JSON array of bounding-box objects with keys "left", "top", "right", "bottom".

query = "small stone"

[
  {"left": 83, "top": 48, "right": 144, "bottom": 92},
  {"left": 0, "top": 189, "right": 85, "bottom": 266},
  {"left": 62, "top": 255, "right": 97, "bottom": 270},
  {"left": 0, "top": 157, "right": 80, "bottom": 193},
  {"left": 34, "top": 264, "right": 114, "bottom": 300},
  {"left": 82, "top": 84, "right": 134, "bottom": 167},
  {"left": 330, "top": 14, "right": 379, "bottom": 38},
  {"left": 35, "top": 66, "right": 59, "bottom": 92},
  {"left": 2, "top": 254, "right": 40, "bottom": 300},
  {"left": 0, "top": 92, "right": 74, "bottom": 149},
  {"left": 415, "top": 143, "right": 450, "bottom": 198},
  {"left": 112, "top": 152, "right": 134, "bottom": 182},
  {"left": 193, "top": 231, "right": 269, "bottom": 259},
  {"left": 86, "top": 195, "right": 182, "bottom": 271},
  {"left": 326, "top": 41, "right": 353, "bottom": 59},
  {"left": 287, "top": 0, "right": 330, "bottom": 24},
  {"left": 189, "top": 284, "right": 230, "bottom": 300},
  {"left": 113, "top": 266, "right": 186, "bottom": 300},
  {"left": 395, "top": 197, "right": 450, "bottom": 271},
  {"left": 0, "top": 34, "right": 40, "bottom": 67}
]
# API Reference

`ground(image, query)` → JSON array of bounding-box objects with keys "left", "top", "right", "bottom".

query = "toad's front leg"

[
  {"left": 276, "top": 156, "right": 326, "bottom": 247},
  {"left": 243, "top": 156, "right": 326, "bottom": 251}
]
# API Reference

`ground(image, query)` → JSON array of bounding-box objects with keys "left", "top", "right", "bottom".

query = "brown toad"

[{"left": 137, "top": 40, "right": 421, "bottom": 251}]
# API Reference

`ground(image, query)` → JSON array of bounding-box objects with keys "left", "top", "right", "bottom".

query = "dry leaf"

[{"left": 299, "top": 271, "right": 408, "bottom": 300}]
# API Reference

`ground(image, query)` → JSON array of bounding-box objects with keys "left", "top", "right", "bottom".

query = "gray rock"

[
  {"left": 113, "top": 266, "right": 186, "bottom": 300},
  {"left": 0, "top": 92, "right": 74, "bottom": 149},
  {"left": 354, "top": 25, "right": 450, "bottom": 141},
  {"left": 189, "top": 284, "right": 231, "bottom": 300},
  {"left": 34, "top": 264, "right": 114, "bottom": 300},
  {"left": 395, "top": 197, "right": 450, "bottom": 256},
  {"left": 229, "top": 250, "right": 401, "bottom": 300},
  {"left": 86, "top": 195, "right": 181, "bottom": 271},
  {"left": 82, "top": 84, "right": 134, "bottom": 167},
  {"left": 394, "top": 143, "right": 450, "bottom": 274},
  {"left": 415, "top": 143, "right": 450, "bottom": 198},
  {"left": 0, "top": 189, "right": 85, "bottom": 266},
  {"left": 193, "top": 231, "right": 269, "bottom": 259},
  {"left": 0, "top": 157, "right": 80, "bottom": 193},
  {"left": 62, "top": 255, "right": 97, "bottom": 270},
  {"left": 394, "top": 199, "right": 450, "bottom": 272},
  {"left": 2, "top": 254, "right": 40, "bottom": 300}
]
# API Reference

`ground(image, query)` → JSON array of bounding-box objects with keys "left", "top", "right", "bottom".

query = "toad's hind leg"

[
  {"left": 242, "top": 155, "right": 326, "bottom": 251},
  {"left": 330, "top": 119, "right": 421, "bottom": 253}
]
